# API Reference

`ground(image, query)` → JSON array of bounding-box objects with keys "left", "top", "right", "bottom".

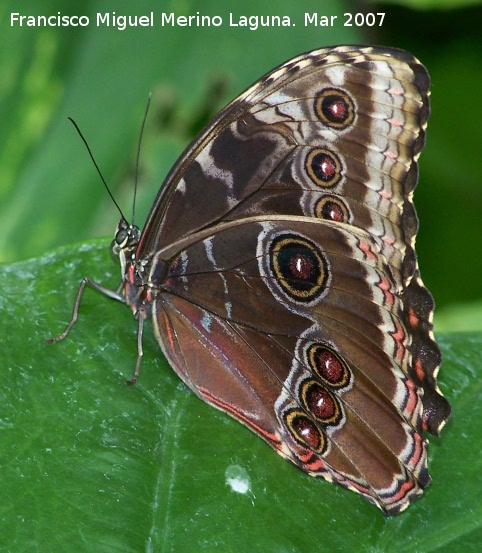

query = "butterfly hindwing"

[{"left": 149, "top": 216, "right": 432, "bottom": 514}]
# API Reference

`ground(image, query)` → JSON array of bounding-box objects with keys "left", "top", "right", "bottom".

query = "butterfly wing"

[
  {"left": 132, "top": 46, "right": 450, "bottom": 513},
  {"left": 151, "top": 217, "right": 429, "bottom": 514},
  {"left": 142, "top": 46, "right": 425, "bottom": 280}
]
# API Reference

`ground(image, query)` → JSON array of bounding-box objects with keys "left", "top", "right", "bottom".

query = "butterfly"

[{"left": 49, "top": 45, "right": 451, "bottom": 515}]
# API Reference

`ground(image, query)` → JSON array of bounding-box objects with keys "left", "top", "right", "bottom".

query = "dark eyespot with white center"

[{"left": 314, "top": 88, "right": 355, "bottom": 129}]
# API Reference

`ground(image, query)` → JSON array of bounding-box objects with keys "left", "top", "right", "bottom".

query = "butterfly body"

[{"left": 58, "top": 45, "right": 451, "bottom": 515}]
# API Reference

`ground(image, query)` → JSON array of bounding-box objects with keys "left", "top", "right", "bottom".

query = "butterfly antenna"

[
  {"left": 132, "top": 93, "right": 152, "bottom": 226},
  {"left": 68, "top": 117, "right": 126, "bottom": 222}
]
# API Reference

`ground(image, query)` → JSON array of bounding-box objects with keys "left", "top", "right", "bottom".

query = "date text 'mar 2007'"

[{"left": 305, "top": 13, "right": 385, "bottom": 27}]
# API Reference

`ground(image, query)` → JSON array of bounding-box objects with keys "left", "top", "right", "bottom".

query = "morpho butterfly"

[{"left": 49, "top": 45, "right": 451, "bottom": 515}]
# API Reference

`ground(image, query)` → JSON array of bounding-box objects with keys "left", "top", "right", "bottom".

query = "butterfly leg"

[
  {"left": 123, "top": 314, "right": 145, "bottom": 386},
  {"left": 46, "top": 277, "right": 125, "bottom": 344}
]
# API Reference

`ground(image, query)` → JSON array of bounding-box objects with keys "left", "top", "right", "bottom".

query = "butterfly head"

[{"left": 111, "top": 218, "right": 141, "bottom": 272}]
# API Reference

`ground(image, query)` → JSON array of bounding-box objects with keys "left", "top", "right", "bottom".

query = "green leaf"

[
  {"left": 2, "top": 0, "right": 481, "bottom": 549},
  {"left": 1, "top": 242, "right": 480, "bottom": 551}
]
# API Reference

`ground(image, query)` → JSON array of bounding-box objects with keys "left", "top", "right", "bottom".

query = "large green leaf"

[
  {"left": 2, "top": 0, "right": 481, "bottom": 550},
  {"left": 1, "top": 242, "right": 480, "bottom": 551}
]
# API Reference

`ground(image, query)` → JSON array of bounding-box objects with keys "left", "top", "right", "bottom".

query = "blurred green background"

[
  {"left": 1, "top": 0, "right": 482, "bottom": 551},
  {"left": 1, "top": 0, "right": 481, "bottom": 329}
]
